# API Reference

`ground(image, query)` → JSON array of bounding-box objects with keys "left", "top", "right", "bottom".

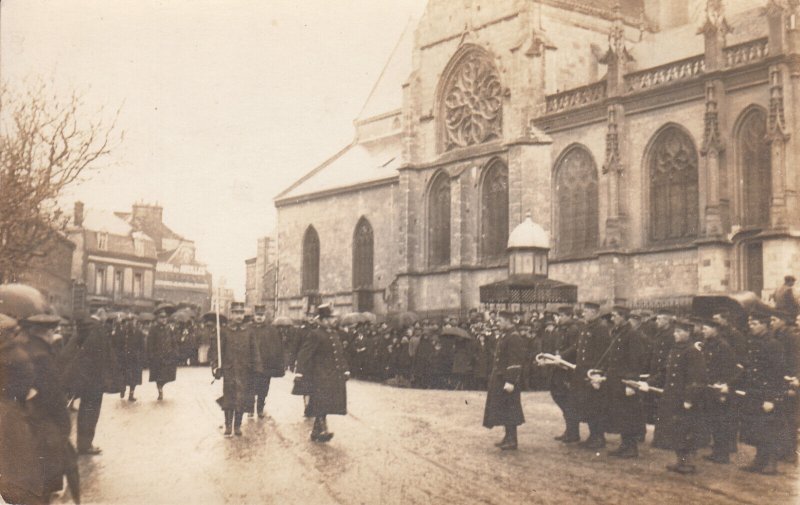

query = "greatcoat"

[
  {"left": 482, "top": 330, "right": 525, "bottom": 428},
  {"left": 296, "top": 325, "right": 348, "bottom": 416}
]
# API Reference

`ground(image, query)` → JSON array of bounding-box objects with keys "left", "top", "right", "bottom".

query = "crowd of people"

[{"left": 2, "top": 279, "right": 799, "bottom": 504}]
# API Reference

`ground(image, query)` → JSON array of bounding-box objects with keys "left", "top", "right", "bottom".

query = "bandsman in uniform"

[
  {"left": 641, "top": 319, "right": 707, "bottom": 474},
  {"left": 699, "top": 317, "right": 738, "bottom": 464},
  {"left": 646, "top": 308, "right": 675, "bottom": 447},
  {"left": 482, "top": 310, "right": 525, "bottom": 450},
  {"left": 773, "top": 311, "right": 800, "bottom": 464},
  {"left": 603, "top": 306, "right": 647, "bottom": 458},
  {"left": 210, "top": 302, "right": 261, "bottom": 437},
  {"left": 739, "top": 310, "right": 787, "bottom": 475},
  {"left": 249, "top": 304, "right": 285, "bottom": 418},
  {"left": 295, "top": 303, "right": 349, "bottom": 442},
  {"left": 147, "top": 303, "right": 179, "bottom": 401},
  {"left": 571, "top": 302, "right": 611, "bottom": 450},
  {"left": 548, "top": 306, "right": 580, "bottom": 443}
]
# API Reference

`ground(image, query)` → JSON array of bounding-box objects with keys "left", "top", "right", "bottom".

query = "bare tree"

[{"left": 0, "top": 83, "right": 122, "bottom": 283}]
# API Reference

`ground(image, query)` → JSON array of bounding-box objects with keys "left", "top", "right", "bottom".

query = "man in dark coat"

[
  {"left": 147, "top": 304, "right": 179, "bottom": 401},
  {"left": 295, "top": 303, "right": 349, "bottom": 442},
  {"left": 548, "top": 306, "right": 580, "bottom": 443},
  {"left": 210, "top": 302, "right": 261, "bottom": 437},
  {"left": 646, "top": 308, "right": 675, "bottom": 439},
  {"left": 118, "top": 315, "right": 144, "bottom": 402},
  {"left": 483, "top": 311, "right": 525, "bottom": 451},
  {"left": 773, "top": 312, "right": 800, "bottom": 464},
  {"left": 249, "top": 304, "right": 285, "bottom": 419},
  {"left": 638, "top": 319, "right": 706, "bottom": 474},
  {"left": 700, "top": 318, "right": 738, "bottom": 464},
  {"left": 604, "top": 307, "right": 647, "bottom": 458},
  {"left": 13, "top": 309, "right": 79, "bottom": 504},
  {"left": 739, "top": 312, "right": 787, "bottom": 475},
  {"left": 570, "top": 302, "right": 611, "bottom": 449},
  {"left": 774, "top": 275, "right": 799, "bottom": 320}
]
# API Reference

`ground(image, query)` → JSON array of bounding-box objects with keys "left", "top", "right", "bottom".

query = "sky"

[{"left": 0, "top": 0, "right": 427, "bottom": 297}]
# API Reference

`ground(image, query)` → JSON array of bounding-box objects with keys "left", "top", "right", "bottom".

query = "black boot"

[
  {"left": 223, "top": 410, "right": 233, "bottom": 437},
  {"left": 234, "top": 411, "right": 243, "bottom": 436},
  {"left": 128, "top": 386, "right": 137, "bottom": 402},
  {"left": 317, "top": 416, "right": 333, "bottom": 442},
  {"left": 609, "top": 437, "right": 638, "bottom": 458},
  {"left": 499, "top": 425, "right": 518, "bottom": 451},
  {"left": 310, "top": 416, "right": 323, "bottom": 441}
]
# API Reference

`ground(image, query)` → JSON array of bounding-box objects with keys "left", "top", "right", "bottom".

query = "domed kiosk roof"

[{"left": 507, "top": 213, "right": 549, "bottom": 249}]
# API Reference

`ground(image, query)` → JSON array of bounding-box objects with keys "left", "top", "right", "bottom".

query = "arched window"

[
  {"left": 738, "top": 108, "right": 771, "bottom": 228},
  {"left": 648, "top": 127, "right": 699, "bottom": 242},
  {"left": 554, "top": 146, "right": 598, "bottom": 256},
  {"left": 428, "top": 172, "right": 451, "bottom": 267},
  {"left": 439, "top": 45, "right": 503, "bottom": 152},
  {"left": 352, "top": 218, "right": 374, "bottom": 289},
  {"left": 480, "top": 160, "right": 509, "bottom": 261},
  {"left": 302, "top": 226, "right": 319, "bottom": 293}
]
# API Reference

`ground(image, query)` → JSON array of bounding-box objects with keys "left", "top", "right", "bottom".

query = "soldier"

[
  {"left": 646, "top": 308, "right": 675, "bottom": 447},
  {"left": 604, "top": 307, "right": 647, "bottom": 458},
  {"left": 774, "top": 275, "right": 799, "bottom": 320},
  {"left": 548, "top": 306, "right": 580, "bottom": 443},
  {"left": 641, "top": 319, "right": 707, "bottom": 474},
  {"left": 147, "top": 303, "right": 179, "bottom": 401},
  {"left": 739, "top": 311, "right": 787, "bottom": 474},
  {"left": 210, "top": 302, "right": 260, "bottom": 437},
  {"left": 713, "top": 310, "right": 748, "bottom": 363},
  {"left": 699, "top": 318, "right": 738, "bottom": 464},
  {"left": 482, "top": 311, "right": 525, "bottom": 451},
  {"left": 771, "top": 312, "right": 800, "bottom": 464},
  {"left": 571, "top": 302, "right": 611, "bottom": 449},
  {"left": 119, "top": 314, "right": 144, "bottom": 402},
  {"left": 250, "top": 304, "right": 285, "bottom": 419},
  {"left": 295, "top": 303, "right": 349, "bottom": 442}
]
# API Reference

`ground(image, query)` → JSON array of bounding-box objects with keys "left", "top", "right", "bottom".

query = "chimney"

[
  {"left": 132, "top": 203, "right": 164, "bottom": 226},
  {"left": 74, "top": 201, "right": 85, "bottom": 227}
]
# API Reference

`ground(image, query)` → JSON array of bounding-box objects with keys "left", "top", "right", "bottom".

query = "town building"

[
  {"left": 244, "top": 236, "right": 277, "bottom": 310},
  {"left": 274, "top": 0, "right": 800, "bottom": 317},
  {"left": 116, "top": 204, "right": 212, "bottom": 311},
  {"left": 67, "top": 201, "right": 158, "bottom": 313},
  {"left": 17, "top": 232, "right": 76, "bottom": 318}
]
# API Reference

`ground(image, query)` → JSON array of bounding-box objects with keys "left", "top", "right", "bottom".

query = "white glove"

[
  {"left": 683, "top": 401, "right": 692, "bottom": 410},
  {"left": 717, "top": 383, "right": 729, "bottom": 394},
  {"left": 26, "top": 388, "right": 38, "bottom": 401},
  {"left": 637, "top": 381, "right": 649, "bottom": 393},
  {"left": 625, "top": 387, "right": 635, "bottom": 397},
  {"left": 763, "top": 401, "right": 775, "bottom": 413},
  {"left": 789, "top": 377, "right": 800, "bottom": 388},
  {"left": 344, "top": 371, "right": 351, "bottom": 380},
  {"left": 591, "top": 380, "right": 602, "bottom": 390},
  {"left": 503, "top": 382, "right": 515, "bottom": 393}
]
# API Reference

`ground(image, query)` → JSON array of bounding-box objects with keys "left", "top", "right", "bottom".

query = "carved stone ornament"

[
  {"left": 766, "top": 67, "right": 790, "bottom": 142},
  {"left": 600, "top": 3, "right": 633, "bottom": 64},
  {"left": 442, "top": 51, "right": 503, "bottom": 151},
  {"left": 602, "top": 106, "right": 622, "bottom": 175},
  {"left": 701, "top": 81, "right": 725, "bottom": 154},
  {"left": 698, "top": 0, "right": 731, "bottom": 35}
]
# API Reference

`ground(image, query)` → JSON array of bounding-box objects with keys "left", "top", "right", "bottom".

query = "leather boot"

[
  {"left": 310, "top": 416, "right": 324, "bottom": 442},
  {"left": 223, "top": 410, "right": 233, "bottom": 437},
  {"left": 317, "top": 416, "right": 333, "bottom": 442},
  {"left": 499, "top": 425, "right": 518, "bottom": 450},
  {"left": 494, "top": 431, "right": 509, "bottom": 447},
  {"left": 233, "top": 411, "right": 243, "bottom": 436}
]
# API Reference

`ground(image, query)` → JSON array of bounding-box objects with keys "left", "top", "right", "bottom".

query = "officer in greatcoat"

[
  {"left": 249, "top": 304, "right": 285, "bottom": 418},
  {"left": 118, "top": 314, "right": 144, "bottom": 402},
  {"left": 642, "top": 319, "right": 707, "bottom": 474},
  {"left": 482, "top": 310, "right": 525, "bottom": 451},
  {"left": 295, "top": 303, "right": 349, "bottom": 442},
  {"left": 646, "top": 308, "right": 675, "bottom": 445},
  {"left": 603, "top": 307, "right": 647, "bottom": 458},
  {"left": 699, "top": 317, "right": 738, "bottom": 464},
  {"left": 210, "top": 302, "right": 260, "bottom": 437},
  {"left": 739, "top": 311, "right": 787, "bottom": 475},
  {"left": 570, "top": 302, "right": 611, "bottom": 450},
  {"left": 147, "top": 303, "right": 179, "bottom": 400}
]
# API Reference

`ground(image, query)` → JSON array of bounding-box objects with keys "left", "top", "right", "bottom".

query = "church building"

[{"left": 274, "top": 0, "right": 800, "bottom": 317}]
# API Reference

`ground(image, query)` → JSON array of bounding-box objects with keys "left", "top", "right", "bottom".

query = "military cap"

[
  {"left": 773, "top": 310, "right": 795, "bottom": 323},
  {"left": 583, "top": 302, "right": 600, "bottom": 310},
  {"left": 230, "top": 302, "right": 245, "bottom": 313},
  {"left": 628, "top": 311, "right": 643, "bottom": 321},
  {"left": 674, "top": 319, "right": 694, "bottom": 333},
  {"left": 316, "top": 303, "right": 333, "bottom": 319},
  {"left": 254, "top": 304, "right": 267, "bottom": 315},
  {"left": 656, "top": 307, "right": 674, "bottom": 316},
  {"left": 699, "top": 317, "right": 722, "bottom": 329},
  {"left": 154, "top": 303, "right": 177, "bottom": 317},
  {"left": 610, "top": 305, "right": 629, "bottom": 317},
  {"left": 557, "top": 305, "right": 574, "bottom": 316},
  {"left": 748, "top": 310, "right": 772, "bottom": 324}
]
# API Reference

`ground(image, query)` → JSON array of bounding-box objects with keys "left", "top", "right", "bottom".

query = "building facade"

[
  {"left": 244, "top": 236, "right": 277, "bottom": 310},
  {"left": 274, "top": 0, "right": 800, "bottom": 317},
  {"left": 117, "top": 204, "right": 212, "bottom": 311},
  {"left": 18, "top": 233, "right": 76, "bottom": 318},
  {"left": 68, "top": 202, "right": 158, "bottom": 313}
]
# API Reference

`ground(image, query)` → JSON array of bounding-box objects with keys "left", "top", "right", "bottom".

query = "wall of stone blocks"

[{"left": 627, "top": 248, "right": 699, "bottom": 300}]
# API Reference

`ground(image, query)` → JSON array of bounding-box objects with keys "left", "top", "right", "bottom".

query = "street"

[{"left": 57, "top": 368, "right": 798, "bottom": 505}]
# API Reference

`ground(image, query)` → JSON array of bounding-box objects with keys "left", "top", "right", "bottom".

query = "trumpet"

[{"left": 535, "top": 353, "right": 576, "bottom": 370}]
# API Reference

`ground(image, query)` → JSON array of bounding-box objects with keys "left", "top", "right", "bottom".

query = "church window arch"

[
  {"left": 736, "top": 107, "right": 771, "bottom": 228},
  {"left": 554, "top": 145, "right": 599, "bottom": 257},
  {"left": 302, "top": 225, "right": 320, "bottom": 293},
  {"left": 352, "top": 217, "right": 374, "bottom": 290},
  {"left": 428, "top": 172, "right": 451, "bottom": 268},
  {"left": 480, "top": 159, "right": 509, "bottom": 261}
]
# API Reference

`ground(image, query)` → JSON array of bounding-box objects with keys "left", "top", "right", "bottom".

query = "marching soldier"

[
  {"left": 713, "top": 310, "right": 748, "bottom": 363},
  {"left": 739, "top": 310, "right": 787, "bottom": 475},
  {"left": 699, "top": 318, "right": 738, "bottom": 464},
  {"left": 249, "top": 304, "right": 285, "bottom": 418},
  {"left": 646, "top": 308, "right": 675, "bottom": 447},
  {"left": 604, "top": 307, "right": 647, "bottom": 458},
  {"left": 570, "top": 302, "right": 611, "bottom": 450},
  {"left": 119, "top": 314, "right": 145, "bottom": 402},
  {"left": 642, "top": 319, "right": 707, "bottom": 474},
  {"left": 147, "top": 304, "right": 179, "bottom": 401},
  {"left": 482, "top": 310, "right": 525, "bottom": 450},
  {"left": 548, "top": 306, "right": 580, "bottom": 443},
  {"left": 295, "top": 303, "right": 349, "bottom": 442},
  {"left": 210, "top": 302, "right": 261, "bottom": 437},
  {"left": 772, "top": 312, "right": 800, "bottom": 464}
]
